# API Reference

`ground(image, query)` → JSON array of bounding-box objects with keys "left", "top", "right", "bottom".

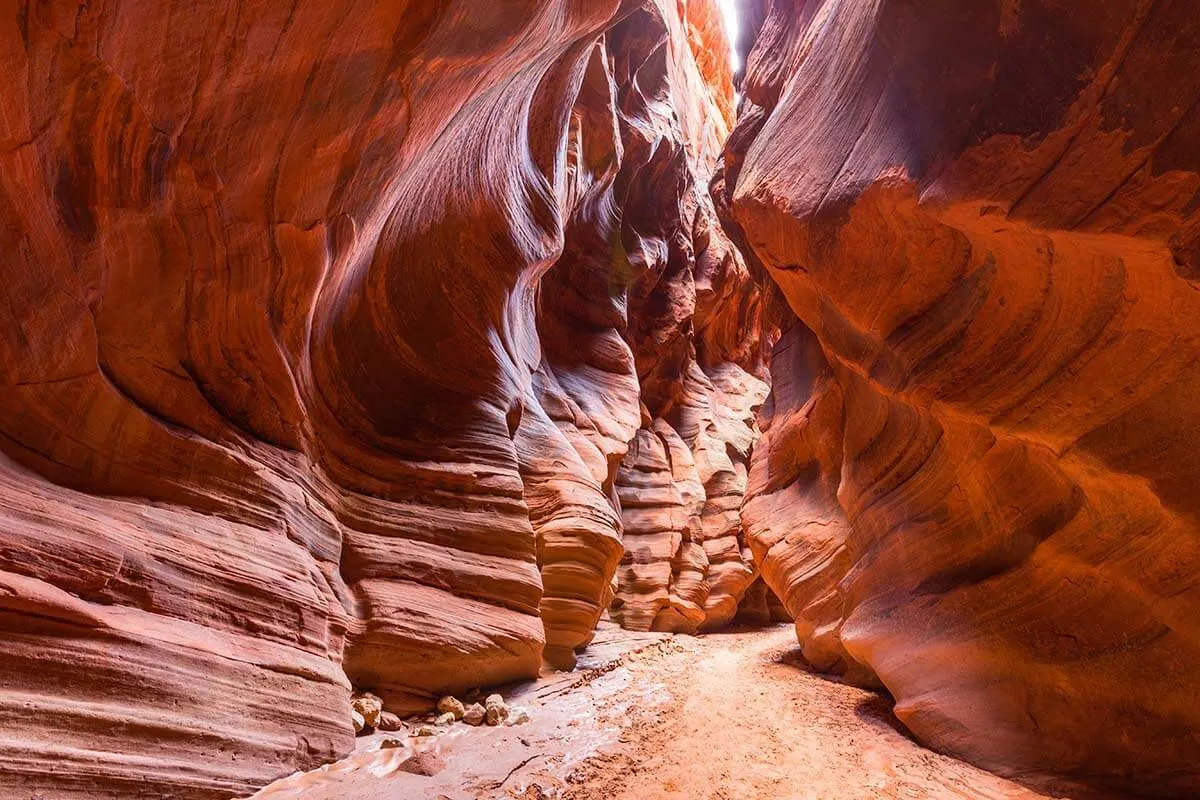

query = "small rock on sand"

[
  {"left": 399, "top": 751, "right": 446, "bottom": 777},
  {"left": 462, "top": 703, "right": 486, "bottom": 726},
  {"left": 485, "top": 693, "right": 509, "bottom": 726},
  {"left": 437, "top": 696, "right": 466, "bottom": 719},
  {"left": 377, "top": 711, "right": 404, "bottom": 732}
]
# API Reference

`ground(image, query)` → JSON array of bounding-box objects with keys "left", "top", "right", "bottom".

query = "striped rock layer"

[
  {"left": 728, "top": 0, "right": 1200, "bottom": 796},
  {"left": 0, "top": 1, "right": 769, "bottom": 797}
]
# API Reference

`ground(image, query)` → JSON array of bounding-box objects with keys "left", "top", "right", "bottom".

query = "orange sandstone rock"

[
  {"left": 730, "top": 1, "right": 1200, "bottom": 795},
  {"left": 0, "top": 0, "right": 761, "bottom": 796}
]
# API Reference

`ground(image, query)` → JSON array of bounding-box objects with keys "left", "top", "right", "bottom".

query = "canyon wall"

[
  {"left": 12, "top": 0, "right": 1194, "bottom": 796},
  {"left": 0, "top": 1, "right": 766, "bottom": 797},
  {"left": 730, "top": 0, "right": 1200, "bottom": 796}
]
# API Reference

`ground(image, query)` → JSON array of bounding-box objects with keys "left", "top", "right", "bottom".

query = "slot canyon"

[{"left": 1, "top": 0, "right": 1198, "bottom": 798}]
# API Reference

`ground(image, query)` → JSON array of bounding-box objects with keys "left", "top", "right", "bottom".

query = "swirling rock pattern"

[
  {"left": 605, "top": 4, "right": 774, "bottom": 634},
  {"left": 732, "top": 0, "right": 1200, "bottom": 795},
  {"left": 0, "top": 0, "right": 763, "bottom": 796}
]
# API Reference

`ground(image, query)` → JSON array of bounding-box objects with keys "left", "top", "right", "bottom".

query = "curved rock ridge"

[
  {"left": 730, "top": 0, "right": 1200, "bottom": 795},
  {"left": 0, "top": 0, "right": 760, "bottom": 796},
  {"left": 602, "top": 4, "right": 774, "bottom": 636},
  {"left": 527, "top": 0, "right": 772, "bottom": 651}
]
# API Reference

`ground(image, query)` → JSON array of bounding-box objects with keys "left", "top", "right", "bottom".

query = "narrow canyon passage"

[{"left": 2, "top": 0, "right": 1200, "bottom": 798}]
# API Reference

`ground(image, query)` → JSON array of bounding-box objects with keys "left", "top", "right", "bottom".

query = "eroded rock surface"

[
  {"left": 7, "top": 0, "right": 1193, "bottom": 796},
  {"left": 730, "top": 1, "right": 1200, "bottom": 795},
  {"left": 532, "top": 1, "right": 773, "bottom": 649},
  {"left": 559, "top": 1, "right": 774, "bottom": 638},
  {"left": 0, "top": 0, "right": 763, "bottom": 796}
]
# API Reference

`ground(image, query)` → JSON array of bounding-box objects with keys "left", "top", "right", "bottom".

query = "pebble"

[
  {"left": 436, "top": 695, "right": 466, "bottom": 720},
  {"left": 462, "top": 702, "right": 486, "bottom": 726},
  {"left": 485, "top": 693, "right": 509, "bottom": 726}
]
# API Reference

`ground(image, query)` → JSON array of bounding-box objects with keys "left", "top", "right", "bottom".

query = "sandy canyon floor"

[{"left": 248, "top": 624, "right": 1114, "bottom": 800}]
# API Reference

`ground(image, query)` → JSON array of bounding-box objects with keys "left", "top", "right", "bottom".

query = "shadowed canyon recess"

[{"left": 1, "top": 0, "right": 1198, "bottom": 798}]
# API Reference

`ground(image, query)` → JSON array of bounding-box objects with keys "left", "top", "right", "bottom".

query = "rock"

[
  {"left": 412, "top": 726, "right": 438, "bottom": 738},
  {"left": 399, "top": 751, "right": 446, "bottom": 777},
  {"left": 434, "top": 712, "right": 456, "bottom": 726},
  {"left": 0, "top": 1, "right": 746, "bottom": 794},
  {"left": 351, "top": 709, "right": 366, "bottom": 736},
  {"left": 597, "top": 6, "right": 768, "bottom": 637},
  {"left": 462, "top": 703, "right": 486, "bottom": 727},
  {"left": 484, "top": 694, "right": 509, "bottom": 726},
  {"left": 506, "top": 707, "right": 531, "bottom": 726},
  {"left": 725, "top": 0, "right": 1200, "bottom": 795},
  {"left": 0, "top": 0, "right": 759, "bottom": 795},
  {"left": 435, "top": 696, "right": 465, "bottom": 720},
  {"left": 378, "top": 737, "right": 406, "bottom": 750},
  {"left": 350, "top": 693, "right": 382, "bottom": 731},
  {"left": 377, "top": 711, "right": 404, "bottom": 732}
]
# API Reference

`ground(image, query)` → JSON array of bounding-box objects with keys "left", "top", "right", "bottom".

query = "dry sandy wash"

[
  {"left": 245, "top": 625, "right": 1113, "bottom": 800},
  {"left": 2, "top": 0, "right": 1199, "bottom": 797},
  {"left": 561, "top": 627, "right": 1115, "bottom": 800}
]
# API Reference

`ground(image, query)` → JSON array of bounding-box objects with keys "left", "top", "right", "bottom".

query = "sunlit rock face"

[
  {"left": 0, "top": 0, "right": 765, "bottom": 796},
  {"left": 730, "top": 0, "right": 1200, "bottom": 795}
]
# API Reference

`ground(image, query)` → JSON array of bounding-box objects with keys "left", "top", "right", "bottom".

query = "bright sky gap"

[{"left": 717, "top": 0, "right": 741, "bottom": 72}]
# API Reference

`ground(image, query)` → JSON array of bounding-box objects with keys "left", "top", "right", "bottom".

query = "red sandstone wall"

[
  {"left": 0, "top": 1, "right": 765, "bottom": 796},
  {"left": 603, "top": 4, "right": 775, "bottom": 636},
  {"left": 729, "top": 1, "right": 1200, "bottom": 795}
]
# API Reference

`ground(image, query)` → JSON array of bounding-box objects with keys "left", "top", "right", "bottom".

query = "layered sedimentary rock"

[
  {"left": 605, "top": 5, "right": 773, "bottom": 635},
  {"left": 0, "top": 0, "right": 762, "bottom": 796},
  {"left": 731, "top": 0, "right": 1200, "bottom": 795}
]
